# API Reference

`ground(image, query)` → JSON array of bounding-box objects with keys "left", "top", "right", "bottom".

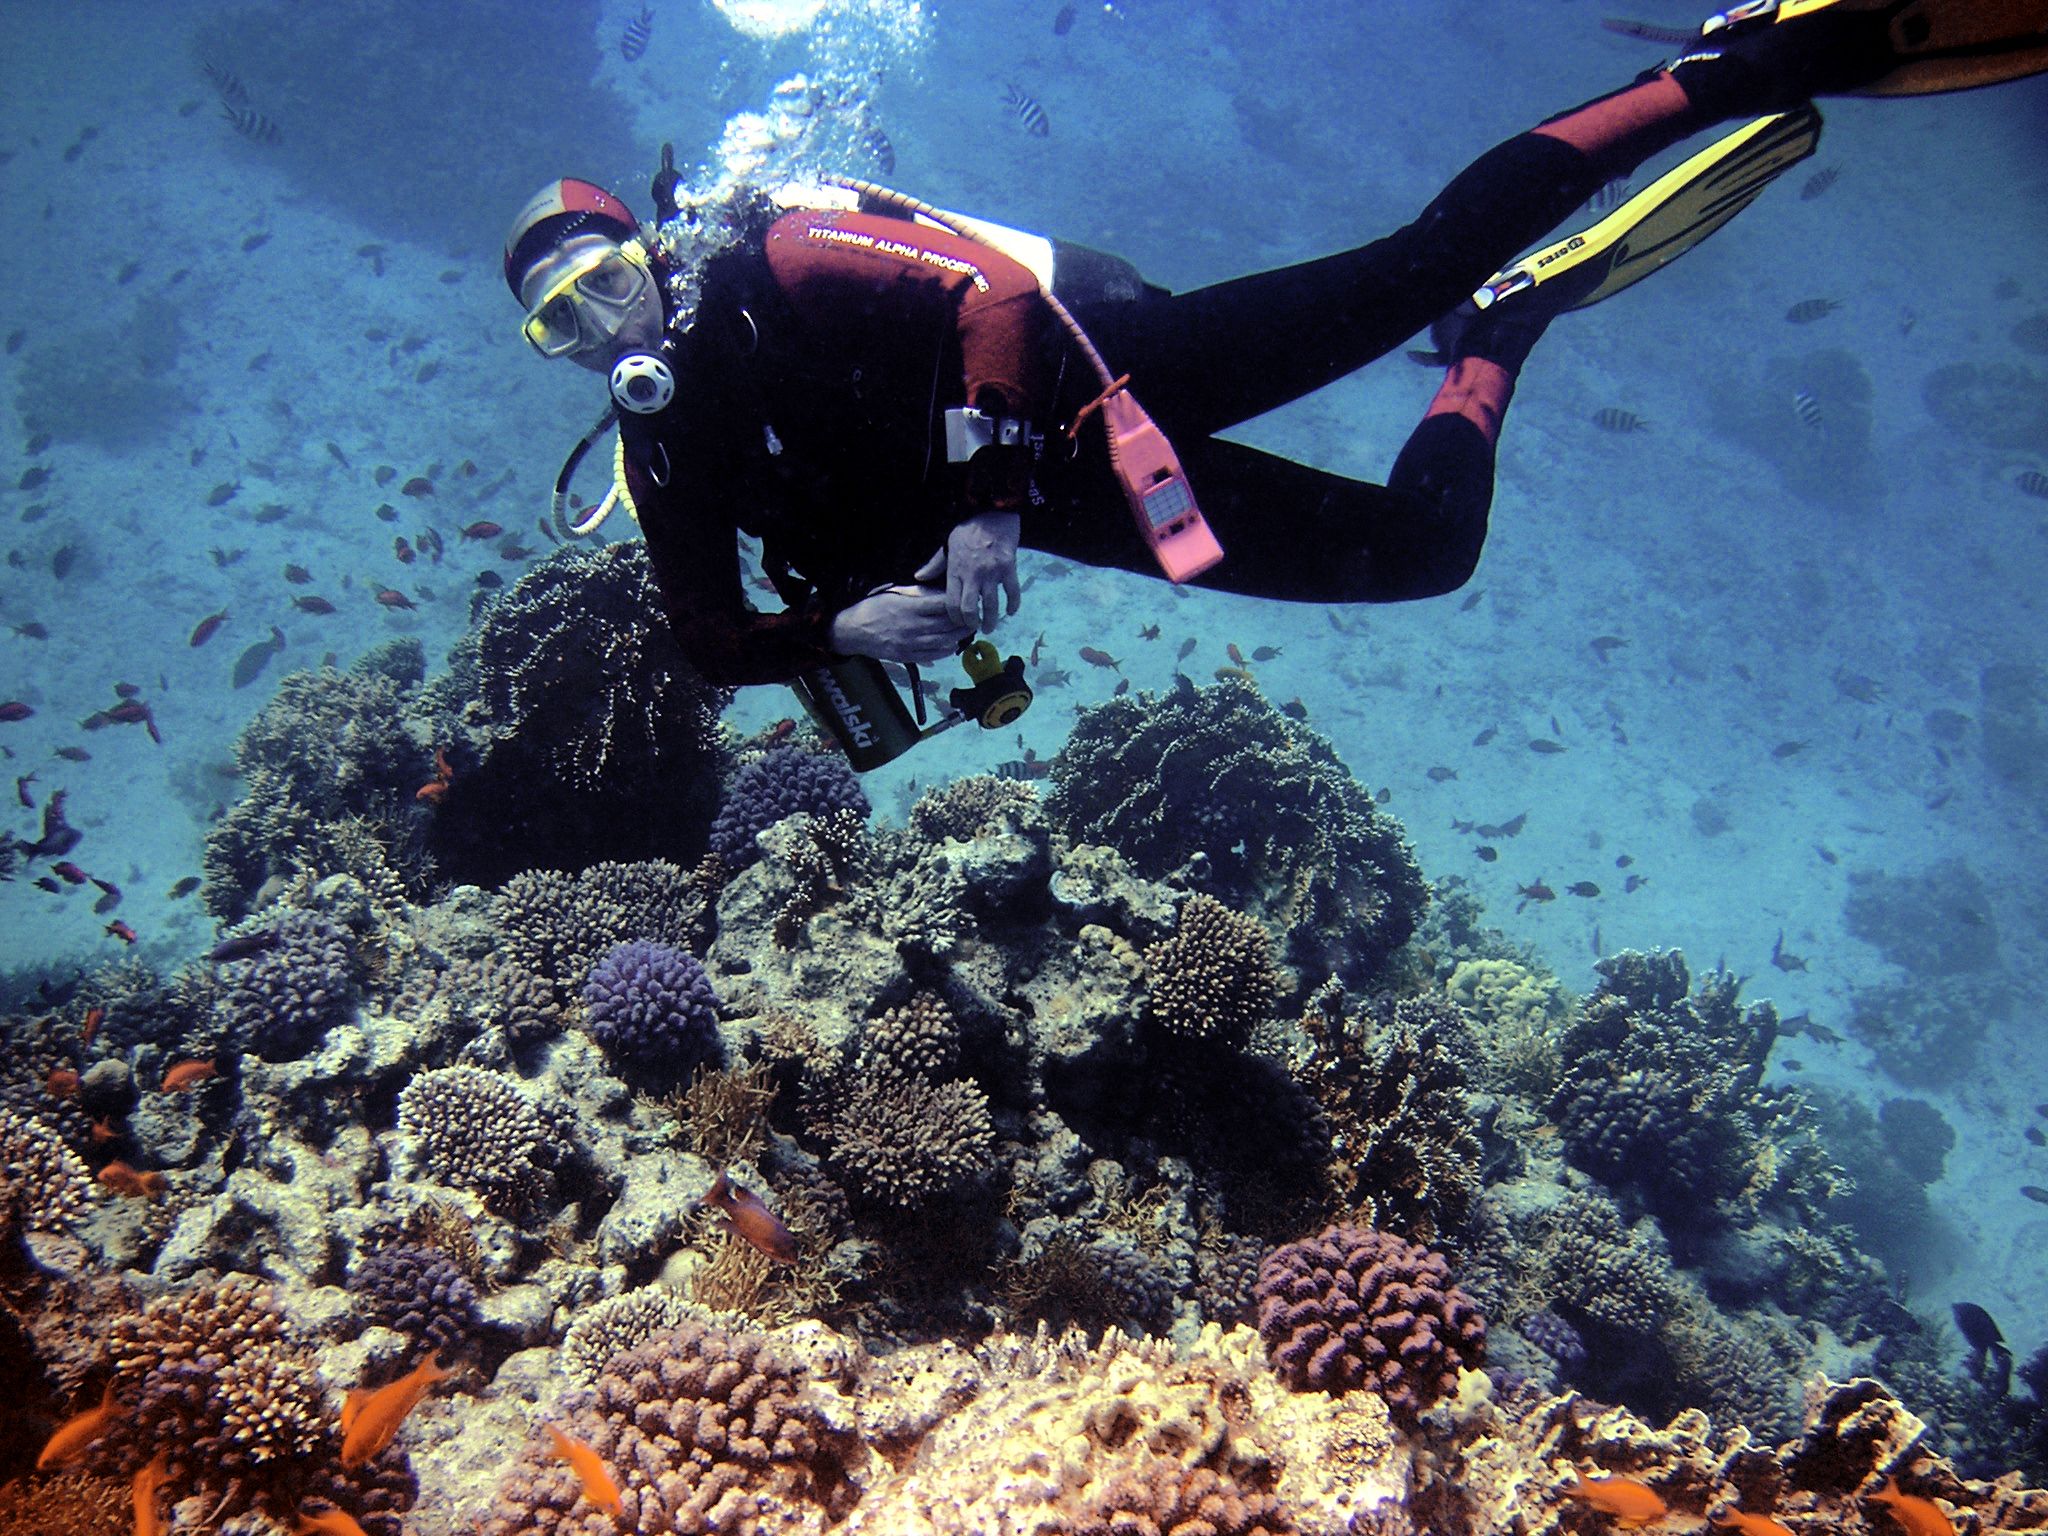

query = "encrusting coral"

[
  {"left": 1254, "top": 1224, "right": 1487, "bottom": 1425},
  {"left": 1047, "top": 674, "right": 1427, "bottom": 983}
]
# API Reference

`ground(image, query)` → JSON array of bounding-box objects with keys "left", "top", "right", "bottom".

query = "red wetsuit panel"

[{"left": 764, "top": 207, "right": 1048, "bottom": 458}]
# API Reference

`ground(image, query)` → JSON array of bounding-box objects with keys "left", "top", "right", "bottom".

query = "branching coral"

[
  {"left": 818, "top": 1073, "right": 997, "bottom": 1213},
  {"left": 94, "top": 1276, "right": 414, "bottom": 1531},
  {"left": 348, "top": 1244, "right": 482, "bottom": 1356},
  {"left": 1295, "top": 992, "right": 1482, "bottom": 1244},
  {"left": 1446, "top": 955, "right": 1569, "bottom": 1098},
  {"left": 492, "top": 860, "right": 714, "bottom": 1001},
  {"left": 216, "top": 907, "right": 359, "bottom": 1060},
  {"left": 909, "top": 774, "right": 1040, "bottom": 844},
  {"left": 0, "top": 1106, "right": 94, "bottom": 1244},
  {"left": 1047, "top": 675, "right": 1426, "bottom": 982},
  {"left": 709, "top": 746, "right": 870, "bottom": 869},
  {"left": 201, "top": 642, "right": 438, "bottom": 921},
  {"left": 1550, "top": 951, "right": 1828, "bottom": 1224},
  {"left": 396, "top": 1065, "right": 556, "bottom": 1219},
  {"left": 558, "top": 1285, "right": 698, "bottom": 1386},
  {"left": 581, "top": 939, "right": 724, "bottom": 1077},
  {"left": 1145, "top": 893, "right": 1282, "bottom": 1047},
  {"left": 482, "top": 1317, "right": 854, "bottom": 1535},
  {"left": 1253, "top": 1224, "right": 1486, "bottom": 1425}
]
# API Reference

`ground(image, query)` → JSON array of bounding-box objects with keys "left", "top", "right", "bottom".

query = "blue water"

[{"left": 3, "top": 0, "right": 2045, "bottom": 1416}]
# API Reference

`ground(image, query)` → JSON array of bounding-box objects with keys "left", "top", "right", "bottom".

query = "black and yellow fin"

[
  {"left": 1472, "top": 103, "right": 1822, "bottom": 317},
  {"left": 1710, "top": 0, "right": 2048, "bottom": 97}
]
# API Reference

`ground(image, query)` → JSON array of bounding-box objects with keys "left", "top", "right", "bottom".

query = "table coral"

[
  {"left": 1046, "top": 675, "right": 1426, "bottom": 983},
  {"left": 1254, "top": 1224, "right": 1486, "bottom": 1426}
]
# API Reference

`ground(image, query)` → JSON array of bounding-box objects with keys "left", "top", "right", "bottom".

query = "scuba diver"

[{"left": 504, "top": 0, "right": 2047, "bottom": 767}]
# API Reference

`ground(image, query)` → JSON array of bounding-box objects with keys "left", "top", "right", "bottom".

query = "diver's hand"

[
  {"left": 915, "top": 511, "right": 1021, "bottom": 632},
  {"left": 828, "top": 584, "right": 974, "bottom": 664}
]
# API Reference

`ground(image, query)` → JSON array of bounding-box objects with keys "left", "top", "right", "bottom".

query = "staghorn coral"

[
  {"left": 201, "top": 642, "right": 439, "bottom": 921},
  {"left": 710, "top": 746, "right": 870, "bottom": 869},
  {"left": 909, "top": 773, "right": 1040, "bottom": 844},
  {"left": 1145, "top": 892, "right": 1281, "bottom": 1047},
  {"left": 1047, "top": 674, "right": 1426, "bottom": 983},
  {"left": 858, "top": 989, "right": 960, "bottom": 1079},
  {"left": 348, "top": 1243, "right": 482, "bottom": 1356},
  {"left": 818, "top": 1073, "right": 997, "bottom": 1213},
  {"left": 1253, "top": 1224, "right": 1486, "bottom": 1425},
  {"left": 581, "top": 939, "right": 724, "bottom": 1077},
  {"left": 216, "top": 907, "right": 359, "bottom": 1060},
  {"left": 396, "top": 1065, "right": 556, "bottom": 1219},
  {"left": 481, "top": 1316, "right": 853, "bottom": 1535},
  {"left": 0, "top": 1105, "right": 94, "bottom": 1243},
  {"left": 1295, "top": 991, "right": 1481, "bottom": 1244}
]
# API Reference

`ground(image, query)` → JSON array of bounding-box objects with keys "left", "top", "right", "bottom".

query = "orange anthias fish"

[
  {"left": 545, "top": 1424, "right": 625, "bottom": 1516},
  {"left": 1869, "top": 1481, "right": 1955, "bottom": 1536},
  {"left": 295, "top": 1496, "right": 372, "bottom": 1536},
  {"left": 37, "top": 1381, "right": 122, "bottom": 1469},
  {"left": 160, "top": 1058, "right": 219, "bottom": 1092},
  {"left": 1711, "top": 1509, "right": 1794, "bottom": 1536},
  {"left": 132, "top": 1452, "right": 168, "bottom": 1536},
  {"left": 97, "top": 1161, "right": 168, "bottom": 1201},
  {"left": 1566, "top": 1475, "right": 1669, "bottom": 1526},
  {"left": 339, "top": 1352, "right": 449, "bottom": 1469},
  {"left": 700, "top": 1170, "right": 798, "bottom": 1265}
]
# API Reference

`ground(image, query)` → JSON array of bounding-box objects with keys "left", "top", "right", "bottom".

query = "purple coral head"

[
  {"left": 582, "top": 939, "right": 723, "bottom": 1073},
  {"left": 709, "top": 746, "right": 869, "bottom": 868},
  {"left": 1253, "top": 1223, "right": 1486, "bottom": 1423},
  {"left": 1518, "top": 1308, "right": 1586, "bottom": 1374}
]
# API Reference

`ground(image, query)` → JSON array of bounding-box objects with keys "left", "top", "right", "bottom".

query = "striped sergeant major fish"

[
  {"left": 1003, "top": 83, "right": 1050, "bottom": 137},
  {"left": 620, "top": 6, "right": 652, "bottom": 61}
]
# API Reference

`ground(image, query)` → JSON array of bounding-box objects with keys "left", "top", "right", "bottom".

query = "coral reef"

[
  {"left": 481, "top": 1316, "right": 853, "bottom": 1534},
  {"left": 396, "top": 1065, "right": 556, "bottom": 1219},
  {"left": 0, "top": 1105, "right": 94, "bottom": 1243},
  {"left": 1145, "top": 892, "right": 1281, "bottom": 1047},
  {"left": 217, "top": 907, "right": 360, "bottom": 1061},
  {"left": 817, "top": 1072, "right": 997, "bottom": 1212},
  {"left": 908, "top": 773, "right": 1039, "bottom": 844},
  {"left": 201, "top": 643, "right": 439, "bottom": 921},
  {"left": 709, "top": 745, "right": 870, "bottom": 869},
  {"left": 857, "top": 989, "right": 961, "bottom": 1079},
  {"left": 581, "top": 939, "right": 724, "bottom": 1078},
  {"left": 1254, "top": 1224, "right": 1486, "bottom": 1425},
  {"left": 348, "top": 1244, "right": 483, "bottom": 1357},
  {"left": 1047, "top": 675, "right": 1427, "bottom": 982}
]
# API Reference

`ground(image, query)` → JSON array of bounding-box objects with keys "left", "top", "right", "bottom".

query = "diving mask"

[{"left": 520, "top": 241, "right": 654, "bottom": 359}]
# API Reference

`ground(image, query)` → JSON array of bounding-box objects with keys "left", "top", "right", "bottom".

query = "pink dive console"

[{"left": 1102, "top": 388, "right": 1224, "bottom": 583}]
